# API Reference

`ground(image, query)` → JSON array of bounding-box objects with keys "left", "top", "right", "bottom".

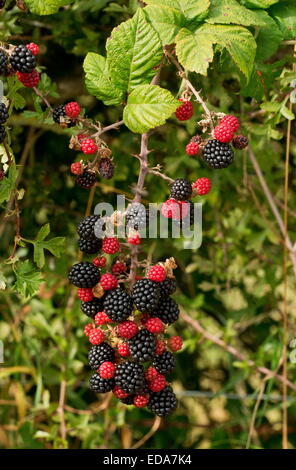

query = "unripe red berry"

[
  {"left": 84, "top": 323, "right": 94, "bottom": 337},
  {"left": 192, "top": 177, "right": 212, "bottom": 196},
  {"left": 26, "top": 43, "right": 40, "bottom": 56},
  {"left": 168, "top": 335, "right": 183, "bottom": 352},
  {"left": 133, "top": 395, "right": 149, "bottom": 408},
  {"left": 117, "top": 320, "right": 138, "bottom": 339},
  {"left": 112, "top": 261, "right": 126, "bottom": 275},
  {"left": 117, "top": 342, "right": 130, "bottom": 357},
  {"left": 78, "top": 287, "right": 94, "bottom": 302},
  {"left": 186, "top": 141, "right": 199, "bottom": 155},
  {"left": 16, "top": 70, "right": 40, "bottom": 88},
  {"left": 127, "top": 234, "right": 141, "bottom": 245},
  {"left": 161, "top": 199, "right": 189, "bottom": 220},
  {"left": 145, "top": 366, "right": 158, "bottom": 382},
  {"left": 102, "top": 237, "right": 120, "bottom": 254},
  {"left": 70, "top": 162, "right": 83, "bottom": 175},
  {"left": 98, "top": 361, "right": 116, "bottom": 379},
  {"left": 220, "top": 114, "right": 240, "bottom": 132},
  {"left": 113, "top": 386, "right": 129, "bottom": 399},
  {"left": 92, "top": 256, "right": 106, "bottom": 268},
  {"left": 81, "top": 138, "right": 98, "bottom": 155},
  {"left": 89, "top": 328, "right": 105, "bottom": 345},
  {"left": 94, "top": 311, "right": 112, "bottom": 326},
  {"left": 175, "top": 99, "right": 193, "bottom": 121},
  {"left": 146, "top": 317, "right": 164, "bottom": 334},
  {"left": 149, "top": 374, "right": 166, "bottom": 392},
  {"left": 100, "top": 273, "right": 118, "bottom": 290},
  {"left": 155, "top": 339, "right": 165, "bottom": 355},
  {"left": 214, "top": 124, "right": 234, "bottom": 143},
  {"left": 65, "top": 101, "right": 81, "bottom": 119},
  {"left": 148, "top": 265, "right": 166, "bottom": 282}
]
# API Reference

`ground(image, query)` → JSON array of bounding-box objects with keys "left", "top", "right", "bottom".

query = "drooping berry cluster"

[
  {"left": 68, "top": 234, "right": 182, "bottom": 416},
  {"left": 0, "top": 43, "right": 40, "bottom": 88}
]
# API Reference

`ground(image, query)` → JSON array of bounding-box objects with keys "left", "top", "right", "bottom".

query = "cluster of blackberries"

[
  {"left": 0, "top": 102, "right": 8, "bottom": 144},
  {"left": 0, "top": 43, "right": 40, "bottom": 88},
  {"left": 68, "top": 231, "right": 182, "bottom": 416}
]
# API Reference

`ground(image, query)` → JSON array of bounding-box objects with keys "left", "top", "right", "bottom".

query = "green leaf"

[
  {"left": 270, "top": 1, "right": 296, "bottom": 40},
  {"left": 123, "top": 84, "right": 179, "bottom": 133},
  {"left": 253, "top": 11, "right": 283, "bottom": 62},
  {"left": 144, "top": 0, "right": 210, "bottom": 20},
  {"left": 13, "top": 261, "right": 42, "bottom": 299},
  {"left": 106, "top": 8, "right": 163, "bottom": 93},
  {"left": 83, "top": 53, "right": 124, "bottom": 106},
  {"left": 241, "top": 60, "right": 284, "bottom": 100},
  {"left": 240, "top": 0, "right": 279, "bottom": 8},
  {"left": 144, "top": 5, "right": 185, "bottom": 45},
  {"left": 36, "top": 223, "right": 51, "bottom": 241},
  {"left": 32, "top": 226, "right": 65, "bottom": 268},
  {"left": 25, "top": 0, "right": 73, "bottom": 15},
  {"left": 206, "top": 0, "right": 266, "bottom": 26},
  {"left": 176, "top": 24, "right": 256, "bottom": 80},
  {"left": 0, "top": 162, "right": 17, "bottom": 204},
  {"left": 280, "top": 104, "right": 295, "bottom": 120}
]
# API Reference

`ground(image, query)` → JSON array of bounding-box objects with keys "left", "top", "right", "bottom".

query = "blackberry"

[
  {"left": 10, "top": 45, "right": 36, "bottom": 73},
  {"left": 170, "top": 178, "right": 192, "bottom": 201},
  {"left": 119, "top": 395, "right": 135, "bottom": 405},
  {"left": 151, "top": 297, "right": 179, "bottom": 325},
  {"left": 0, "top": 49, "right": 8, "bottom": 75},
  {"left": 132, "top": 279, "right": 160, "bottom": 313},
  {"left": 115, "top": 361, "right": 145, "bottom": 394},
  {"left": 203, "top": 139, "right": 234, "bottom": 169},
  {"left": 153, "top": 351, "right": 176, "bottom": 374},
  {"left": 88, "top": 342, "right": 115, "bottom": 369},
  {"left": 99, "top": 157, "right": 114, "bottom": 179},
  {"left": 75, "top": 170, "right": 96, "bottom": 189},
  {"left": 103, "top": 288, "right": 133, "bottom": 322},
  {"left": 148, "top": 386, "right": 177, "bottom": 417},
  {"left": 78, "top": 237, "right": 102, "bottom": 254},
  {"left": 90, "top": 372, "right": 115, "bottom": 393},
  {"left": 173, "top": 201, "right": 194, "bottom": 228},
  {"left": 159, "top": 278, "right": 177, "bottom": 297},
  {"left": 128, "top": 329, "right": 156, "bottom": 363},
  {"left": 68, "top": 261, "right": 100, "bottom": 288},
  {"left": 52, "top": 104, "right": 66, "bottom": 124},
  {"left": 77, "top": 215, "right": 100, "bottom": 240},
  {"left": 232, "top": 135, "right": 248, "bottom": 150},
  {"left": 0, "top": 125, "right": 6, "bottom": 144},
  {"left": 126, "top": 203, "right": 149, "bottom": 231},
  {"left": 0, "top": 103, "right": 8, "bottom": 124},
  {"left": 81, "top": 298, "right": 104, "bottom": 318}
]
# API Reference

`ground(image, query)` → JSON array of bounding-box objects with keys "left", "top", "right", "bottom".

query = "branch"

[
  {"left": 181, "top": 311, "right": 296, "bottom": 393},
  {"left": 33, "top": 87, "right": 53, "bottom": 111},
  {"left": 148, "top": 167, "right": 174, "bottom": 184}
]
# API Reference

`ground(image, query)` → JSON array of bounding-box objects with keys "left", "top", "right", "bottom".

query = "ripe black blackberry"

[
  {"left": 232, "top": 135, "right": 248, "bottom": 150},
  {"left": 126, "top": 203, "right": 149, "bottom": 231},
  {"left": 99, "top": 157, "right": 114, "bottom": 179},
  {"left": 148, "top": 386, "right": 177, "bottom": 417},
  {"left": 77, "top": 215, "right": 100, "bottom": 240},
  {"left": 81, "top": 298, "right": 104, "bottom": 318},
  {"left": 128, "top": 329, "right": 156, "bottom": 363},
  {"left": 88, "top": 342, "right": 115, "bottom": 369},
  {"left": 68, "top": 261, "right": 100, "bottom": 288},
  {"left": 0, "top": 49, "right": 8, "bottom": 75},
  {"left": 115, "top": 361, "right": 145, "bottom": 393},
  {"left": 90, "top": 373, "right": 115, "bottom": 393},
  {"left": 159, "top": 278, "right": 177, "bottom": 297},
  {"left": 203, "top": 139, "right": 234, "bottom": 169},
  {"left": 103, "top": 288, "right": 133, "bottom": 322},
  {"left": 132, "top": 279, "right": 160, "bottom": 313},
  {"left": 52, "top": 105, "right": 66, "bottom": 124},
  {"left": 153, "top": 351, "right": 176, "bottom": 374},
  {"left": 78, "top": 237, "right": 102, "bottom": 254},
  {"left": 170, "top": 178, "right": 192, "bottom": 201},
  {"left": 10, "top": 45, "right": 36, "bottom": 73},
  {"left": 0, "top": 125, "right": 6, "bottom": 144},
  {"left": 119, "top": 395, "right": 135, "bottom": 405},
  {"left": 75, "top": 170, "right": 96, "bottom": 189},
  {"left": 0, "top": 103, "right": 8, "bottom": 124},
  {"left": 151, "top": 297, "right": 179, "bottom": 325}
]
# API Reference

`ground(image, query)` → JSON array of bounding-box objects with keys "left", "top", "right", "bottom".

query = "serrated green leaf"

[
  {"left": 240, "top": 0, "right": 279, "bottom": 8},
  {"left": 13, "top": 261, "right": 42, "bottom": 299},
  {"left": 270, "top": 1, "right": 296, "bottom": 40},
  {"left": 25, "top": 0, "right": 73, "bottom": 15},
  {"left": 33, "top": 236, "right": 65, "bottom": 268},
  {"left": 144, "top": 0, "right": 210, "bottom": 20},
  {"left": 241, "top": 60, "right": 284, "bottom": 100},
  {"left": 253, "top": 10, "right": 283, "bottom": 62},
  {"left": 206, "top": 0, "right": 266, "bottom": 26},
  {"left": 36, "top": 223, "right": 51, "bottom": 241},
  {"left": 144, "top": 5, "right": 185, "bottom": 45},
  {"left": 0, "top": 162, "right": 17, "bottom": 204},
  {"left": 123, "top": 84, "right": 179, "bottom": 133},
  {"left": 83, "top": 53, "right": 124, "bottom": 106},
  {"left": 176, "top": 24, "right": 256, "bottom": 80},
  {"left": 106, "top": 8, "right": 163, "bottom": 93}
]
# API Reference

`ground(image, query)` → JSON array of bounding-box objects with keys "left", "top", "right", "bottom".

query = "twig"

[
  {"left": 131, "top": 416, "right": 162, "bottom": 449},
  {"left": 98, "top": 120, "right": 124, "bottom": 136},
  {"left": 246, "top": 380, "right": 267, "bottom": 449},
  {"left": 148, "top": 168, "right": 174, "bottom": 184},
  {"left": 57, "top": 379, "right": 67, "bottom": 442},
  {"left": 33, "top": 87, "right": 53, "bottom": 111},
  {"left": 181, "top": 311, "right": 296, "bottom": 392}
]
